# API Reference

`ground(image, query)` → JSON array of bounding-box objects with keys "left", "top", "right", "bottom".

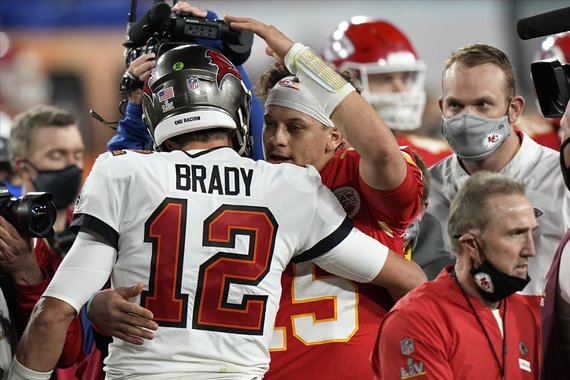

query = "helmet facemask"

[
  {"left": 341, "top": 60, "right": 426, "bottom": 131},
  {"left": 323, "top": 18, "right": 427, "bottom": 131}
]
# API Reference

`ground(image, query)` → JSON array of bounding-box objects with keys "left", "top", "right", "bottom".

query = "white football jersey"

[
  {"left": 429, "top": 133, "right": 570, "bottom": 297},
  {"left": 64, "top": 147, "right": 385, "bottom": 379}
]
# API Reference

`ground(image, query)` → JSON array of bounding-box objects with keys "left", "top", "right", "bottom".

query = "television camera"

[
  {"left": 120, "top": 0, "right": 254, "bottom": 94},
  {"left": 90, "top": 0, "right": 254, "bottom": 129},
  {"left": 517, "top": 6, "right": 570, "bottom": 118}
]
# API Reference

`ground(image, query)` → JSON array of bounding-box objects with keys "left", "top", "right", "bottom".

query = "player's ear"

[
  {"left": 162, "top": 139, "right": 180, "bottom": 152},
  {"left": 458, "top": 233, "right": 479, "bottom": 259},
  {"left": 507, "top": 95, "right": 525, "bottom": 124},
  {"left": 13, "top": 156, "right": 28, "bottom": 174},
  {"left": 327, "top": 127, "right": 343, "bottom": 152}
]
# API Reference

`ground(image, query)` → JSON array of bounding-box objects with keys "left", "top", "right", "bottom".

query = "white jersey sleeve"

[
  {"left": 285, "top": 167, "right": 388, "bottom": 282},
  {"left": 42, "top": 231, "right": 116, "bottom": 313},
  {"left": 311, "top": 227, "right": 388, "bottom": 283}
]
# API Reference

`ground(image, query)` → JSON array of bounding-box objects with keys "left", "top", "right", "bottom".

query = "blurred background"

[{"left": 0, "top": 0, "right": 567, "bottom": 169}]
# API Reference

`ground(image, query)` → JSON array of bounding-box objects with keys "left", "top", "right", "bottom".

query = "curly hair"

[{"left": 254, "top": 63, "right": 361, "bottom": 100}]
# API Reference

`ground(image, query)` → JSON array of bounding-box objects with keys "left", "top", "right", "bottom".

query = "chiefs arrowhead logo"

[
  {"left": 205, "top": 49, "right": 242, "bottom": 89},
  {"left": 276, "top": 77, "right": 301, "bottom": 91}
]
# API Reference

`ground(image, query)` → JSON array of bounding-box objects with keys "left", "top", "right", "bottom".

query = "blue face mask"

[
  {"left": 27, "top": 162, "right": 83, "bottom": 210},
  {"left": 441, "top": 114, "right": 511, "bottom": 161}
]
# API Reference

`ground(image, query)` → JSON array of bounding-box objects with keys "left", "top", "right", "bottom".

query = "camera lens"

[
  {"left": 14, "top": 193, "right": 57, "bottom": 237},
  {"left": 28, "top": 202, "right": 56, "bottom": 234},
  {"left": 0, "top": 184, "right": 57, "bottom": 238}
]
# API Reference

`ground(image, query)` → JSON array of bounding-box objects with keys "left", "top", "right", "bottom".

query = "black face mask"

[
  {"left": 27, "top": 162, "right": 83, "bottom": 210},
  {"left": 470, "top": 239, "right": 531, "bottom": 303},
  {"left": 561, "top": 138, "right": 570, "bottom": 191}
]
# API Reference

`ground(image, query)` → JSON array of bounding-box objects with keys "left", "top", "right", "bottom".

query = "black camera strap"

[{"left": 44, "top": 229, "right": 77, "bottom": 258}]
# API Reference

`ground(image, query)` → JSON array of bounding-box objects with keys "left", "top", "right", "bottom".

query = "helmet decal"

[
  {"left": 206, "top": 49, "right": 242, "bottom": 89},
  {"left": 157, "top": 87, "right": 174, "bottom": 102},
  {"left": 143, "top": 69, "right": 154, "bottom": 98},
  {"left": 187, "top": 77, "right": 199, "bottom": 90}
]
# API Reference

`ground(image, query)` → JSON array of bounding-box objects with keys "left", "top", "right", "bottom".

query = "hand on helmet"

[{"left": 127, "top": 52, "right": 156, "bottom": 104}]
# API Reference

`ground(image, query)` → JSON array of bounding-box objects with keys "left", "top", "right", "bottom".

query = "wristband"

[
  {"left": 7, "top": 357, "right": 52, "bottom": 380},
  {"left": 284, "top": 43, "right": 355, "bottom": 116},
  {"left": 283, "top": 42, "right": 305, "bottom": 76},
  {"left": 85, "top": 288, "right": 111, "bottom": 322}
]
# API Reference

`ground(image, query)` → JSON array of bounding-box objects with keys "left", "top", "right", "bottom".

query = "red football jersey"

[
  {"left": 395, "top": 133, "right": 452, "bottom": 167},
  {"left": 514, "top": 114, "right": 561, "bottom": 151},
  {"left": 266, "top": 147, "right": 423, "bottom": 379}
]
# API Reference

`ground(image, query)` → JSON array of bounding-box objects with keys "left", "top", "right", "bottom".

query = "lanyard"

[{"left": 450, "top": 269, "right": 506, "bottom": 380}]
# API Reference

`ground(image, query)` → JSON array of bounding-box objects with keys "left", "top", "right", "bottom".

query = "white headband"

[{"left": 265, "top": 76, "right": 334, "bottom": 128}]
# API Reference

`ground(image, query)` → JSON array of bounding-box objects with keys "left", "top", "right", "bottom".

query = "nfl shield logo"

[
  {"left": 187, "top": 77, "right": 199, "bottom": 90},
  {"left": 400, "top": 337, "right": 415, "bottom": 356}
]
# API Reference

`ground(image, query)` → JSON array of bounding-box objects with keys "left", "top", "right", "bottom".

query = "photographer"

[
  {"left": 0, "top": 117, "right": 22, "bottom": 197},
  {"left": 108, "top": 1, "right": 265, "bottom": 160},
  {"left": 1, "top": 105, "right": 87, "bottom": 378}
]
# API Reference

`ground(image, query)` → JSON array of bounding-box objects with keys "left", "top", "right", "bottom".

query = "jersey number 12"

[{"left": 140, "top": 198, "right": 278, "bottom": 335}]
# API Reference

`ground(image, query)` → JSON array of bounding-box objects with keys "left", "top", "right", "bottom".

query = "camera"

[
  {"left": 531, "top": 59, "right": 570, "bottom": 118},
  {"left": 121, "top": 1, "right": 253, "bottom": 94},
  {"left": 0, "top": 182, "right": 56, "bottom": 238},
  {"left": 517, "top": 6, "right": 570, "bottom": 118}
]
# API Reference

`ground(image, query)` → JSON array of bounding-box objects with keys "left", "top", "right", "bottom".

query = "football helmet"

[
  {"left": 143, "top": 44, "right": 251, "bottom": 155},
  {"left": 322, "top": 17, "right": 426, "bottom": 131},
  {"left": 537, "top": 31, "right": 570, "bottom": 63}
]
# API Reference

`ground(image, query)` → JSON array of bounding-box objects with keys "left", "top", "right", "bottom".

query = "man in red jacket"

[{"left": 374, "top": 171, "right": 540, "bottom": 379}]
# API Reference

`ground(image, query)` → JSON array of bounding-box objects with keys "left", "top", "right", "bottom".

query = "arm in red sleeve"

[
  {"left": 14, "top": 267, "right": 51, "bottom": 334},
  {"left": 360, "top": 147, "right": 424, "bottom": 235},
  {"left": 373, "top": 309, "right": 453, "bottom": 380},
  {"left": 15, "top": 240, "right": 85, "bottom": 368}
]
